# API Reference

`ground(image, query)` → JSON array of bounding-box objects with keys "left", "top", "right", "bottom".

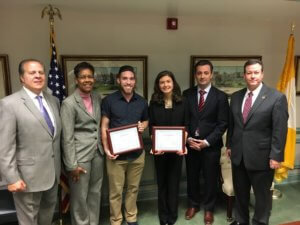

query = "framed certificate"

[
  {"left": 107, "top": 124, "right": 144, "bottom": 155},
  {"left": 152, "top": 126, "right": 186, "bottom": 153}
]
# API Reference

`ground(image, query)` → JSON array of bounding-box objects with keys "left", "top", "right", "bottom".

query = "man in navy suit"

[
  {"left": 226, "top": 59, "right": 288, "bottom": 225},
  {"left": 183, "top": 60, "right": 229, "bottom": 225}
]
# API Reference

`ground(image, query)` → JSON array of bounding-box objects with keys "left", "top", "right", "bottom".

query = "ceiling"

[{"left": 1, "top": 0, "right": 300, "bottom": 20}]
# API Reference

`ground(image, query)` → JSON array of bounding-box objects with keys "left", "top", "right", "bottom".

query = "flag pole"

[
  {"left": 273, "top": 22, "right": 296, "bottom": 200},
  {"left": 41, "top": 5, "right": 64, "bottom": 225}
]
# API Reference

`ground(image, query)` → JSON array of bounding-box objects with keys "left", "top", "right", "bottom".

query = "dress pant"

[
  {"left": 232, "top": 160, "right": 274, "bottom": 225},
  {"left": 106, "top": 151, "right": 145, "bottom": 225},
  {"left": 154, "top": 153, "right": 182, "bottom": 225},
  {"left": 185, "top": 147, "right": 220, "bottom": 211},
  {"left": 69, "top": 152, "right": 104, "bottom": 225},
  {"left": 13, "top": 180, "right": 58, "bottom": 225}
]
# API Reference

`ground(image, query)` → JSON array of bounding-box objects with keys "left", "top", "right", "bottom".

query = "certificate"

[
  {"left": 107, "top": 124, "right": 144, "bottom": 155},
  {"left": 152, "top": 126, "right": 185, "bottom": 153}
]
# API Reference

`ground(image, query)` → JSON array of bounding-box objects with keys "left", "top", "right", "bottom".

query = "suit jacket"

[
  {"left": 183, "top": 85, "right": 229, "bottom": 150},
  {"left": 0, "top": 88, "right": 61, "bottom": 192},
  {"left": 61, "top": 89, "right": 104, "bottom": 171},
  {"left": 226, "top": 84, "right": 288, "bottom": 170},
  {"left": 148, "top": 100, "right": 188, "bottom": 134}
]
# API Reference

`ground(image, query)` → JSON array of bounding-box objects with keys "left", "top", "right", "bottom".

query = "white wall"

[{"left": 1, "top": 3, "right": 300, "bottom": 184}]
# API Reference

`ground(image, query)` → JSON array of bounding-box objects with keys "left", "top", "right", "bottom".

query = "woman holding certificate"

[{"left": 149, "top": 71, "right": 188, "bottom": 225}]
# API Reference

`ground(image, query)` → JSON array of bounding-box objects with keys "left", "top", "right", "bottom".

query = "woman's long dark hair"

[{"left": 151, "top": 70, "right": 182, "bottom": 104}]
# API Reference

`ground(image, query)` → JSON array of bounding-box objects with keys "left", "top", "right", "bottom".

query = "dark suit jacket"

[
  {"left": 183, "top": 85, "right": 229, "bottom": 150},
  {"left": 148, "top": 99, "right": 188, "bottom": 134},
  {"left": 226, "top": 84, "right": 288, "bottom": 170}
]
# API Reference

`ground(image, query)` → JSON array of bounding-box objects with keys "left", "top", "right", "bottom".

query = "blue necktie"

[{"left": 36, "top": 96, "right": 55, "bottom": 135}]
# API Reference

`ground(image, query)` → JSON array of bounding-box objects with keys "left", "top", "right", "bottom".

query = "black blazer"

[
  {"left": 183, "top": 85, "right": 229, "bottom": 149},
  {"left": 148, "top": 100, "right": 188, "bottom": 135},
  {"left": 226, "top": 84, "right": 288, "bottom": 170}
]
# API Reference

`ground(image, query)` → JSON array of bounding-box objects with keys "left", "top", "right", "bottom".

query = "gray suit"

[
  {"left": 227, "top": 84, "right": 288, "bottom": 225},
  {"left": 61, "top": 89, "right": 104, "bottom": 225},
  {"left": 0, "top": 88, "right": 61, "bottom": 225}
]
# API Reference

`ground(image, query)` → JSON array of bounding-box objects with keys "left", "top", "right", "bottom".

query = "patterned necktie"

[
  {"left": 36, "top": 96, "right": 55, "bottom": 135},
  {"left": 242, "top": 92, "right": 253, "bottom": 123},
  {"left": 198, "top": 90, "right": 206, "bottom": 112}
]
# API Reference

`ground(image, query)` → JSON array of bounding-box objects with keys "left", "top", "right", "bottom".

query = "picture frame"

[
  {"left": 190, "top": 55, "right": 262, "bottom": 95},
  {"left": 61, "top": 55, "right": 148, "bottom": 99},
  {"left": 152, "top": 126, "right": 186, "bottom": 153},
  {"left": 295, "top": 56, "right": 300, "bottom": 95},
  {"left": 0, "top": 54, "right": 11, "bottom": 99},
  {"left": 106, "top": 124, "right": 144, "bottom": 155}
]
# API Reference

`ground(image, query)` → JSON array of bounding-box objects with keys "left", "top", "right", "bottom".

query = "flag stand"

[{"left": 41, "top": 4, "right": 66, "bottom": 225}]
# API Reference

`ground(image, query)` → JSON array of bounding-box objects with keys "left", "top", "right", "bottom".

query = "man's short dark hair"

[
  {"left": 194, "top": 60, "right": 213, "bottom": 74},
  {"left": 117, "top": 65, "right": 136, "bottom": 78},
  {"left": 244, "top": 59, "right": 263, "bottom": 73},
  {"left": 18, "top": 59, "right": 45, "bottom": 76},
  {"left": 74, "top": 62, "right": 95, "bottom": 78}
]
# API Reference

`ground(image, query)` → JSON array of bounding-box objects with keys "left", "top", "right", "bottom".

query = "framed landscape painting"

[
  {"left": 0, "top": 54, "right": 11, "bottom": 99},
  {"left": 190, "top": 55, "right": 262, "bottom": 95},
  {"left": 61, "top": 55, "right": 148, "bottom": 99}
]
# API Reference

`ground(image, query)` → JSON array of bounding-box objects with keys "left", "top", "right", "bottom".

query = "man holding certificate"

[
  {"left": 149, "top": 70, "right": 188, "bottom": 225},
  {"left": 101, "top": 65, "right": 149, "bottom": 225},
  {"left": 183, "top": 60, "right": 229, "bottom": 225}
]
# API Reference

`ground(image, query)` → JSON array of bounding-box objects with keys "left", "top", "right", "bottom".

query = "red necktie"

[
  {"left": 198, "top": 90, "right": 206, "bottom": 112},
  {"left": 242, "top": 92, "right": 253, "bottom": 123}
]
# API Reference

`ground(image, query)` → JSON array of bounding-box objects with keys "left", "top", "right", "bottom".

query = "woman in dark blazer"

[{"left": 149, "top": 70, "right": 188, "bottom": 225}]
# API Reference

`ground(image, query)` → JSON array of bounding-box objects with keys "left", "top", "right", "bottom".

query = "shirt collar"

[
  {"left": 117, "top": 90, "right": 137, "bottom": 102},
  {"left": 197, "top": 83, "right": 211, "bottom": 94},
  {"left": 23, "top": 86, "right": 44, "bottom": 100},
  {"left": 246, "top": 82, "right": 263, "bottom": 96}
]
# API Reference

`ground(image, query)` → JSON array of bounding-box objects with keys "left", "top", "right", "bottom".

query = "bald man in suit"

[
  {"left": 0, "top": 59, "right": 61, "bottom": 225},
  {"left": 226, "top": 59, "right": 288, "bottom": 225}
]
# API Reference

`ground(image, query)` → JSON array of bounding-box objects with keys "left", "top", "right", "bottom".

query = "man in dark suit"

[
  {"left": 0, "top": 59, "right": 61, "bottom": 225},
  {"left": 226, "top": 59, "right": 288, "bottom": 225},
  {"left": 183, "top": 60, "right": 229, "bottom": 225}
]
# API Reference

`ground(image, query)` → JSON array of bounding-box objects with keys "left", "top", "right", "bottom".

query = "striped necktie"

[
  {"left": 198, "top": 90, "right": 206, "bottom": 112},
  {"left": 242, "top": 92, "right": 253, "bottom": 123}
]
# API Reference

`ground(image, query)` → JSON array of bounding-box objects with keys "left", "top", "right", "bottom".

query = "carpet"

[{"left": 279, "top": 222, "right": 300, "bottom": 225}]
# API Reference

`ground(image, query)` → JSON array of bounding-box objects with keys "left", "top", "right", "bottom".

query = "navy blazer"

[{"left": 183, "top": 85, "right": 229, "bottom": 150}]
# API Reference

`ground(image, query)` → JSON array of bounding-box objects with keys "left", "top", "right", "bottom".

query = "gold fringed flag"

[{"left": 275, "top": 33, "right": 297, "bottom": 182}]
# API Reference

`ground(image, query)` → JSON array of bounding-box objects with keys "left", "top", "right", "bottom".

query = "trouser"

[
  {"left": 106, "top": 151, "right": 145, "bottom": 225},
  {"left": 232, "top": 160, "right": 274, "bottom": 225},
  {"left": 69, "top": 152, "right": 104, "bottom": 225},
  {"left": 154, "top": 153, "right": 183, "bottom": 224},
  {"left": 185, "top": 147, "right": 221, "bottom": 211},
  {"left": 13, "top": 180, "right": 58, "bottom": 225}
]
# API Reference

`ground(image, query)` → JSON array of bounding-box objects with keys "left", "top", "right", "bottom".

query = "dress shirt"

[
  {"left": 23, "top": 86, "right": 56, "bottom": 129},
  {"left": 195, "top": 83, "right": 212, "bottom": 147},
  {"left": 241, "top": 82, "right": 263, "bottom": 112},
  {"left": 197, "top": 84, "right": 211, "bottom": 103}
]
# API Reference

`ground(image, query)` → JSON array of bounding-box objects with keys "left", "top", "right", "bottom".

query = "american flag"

[
  {"left": 47, "top": 30, "right": 69, "bottom": 214},
  {"left": 47, "top": 31, "right": 66, "bottom": 103}
]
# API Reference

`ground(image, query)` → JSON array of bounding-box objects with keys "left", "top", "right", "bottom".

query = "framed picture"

[
  {"left": 61, "top": 55, "right": 148, "bottom": 99},
  {"left": 106, "top": 124, "right": 144, "bottom": 155},
  {"left": 295, "top": 56, "right": 300, "bottom": 95},
  {"left": 190, "top": 55, "right": 262, "bottom": 95},
  {"left": 152, "top": 126, "right": 186, "bottom": 153},
  {"left": 0, "top": 54, "right": 11, "bottom": 99}
]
